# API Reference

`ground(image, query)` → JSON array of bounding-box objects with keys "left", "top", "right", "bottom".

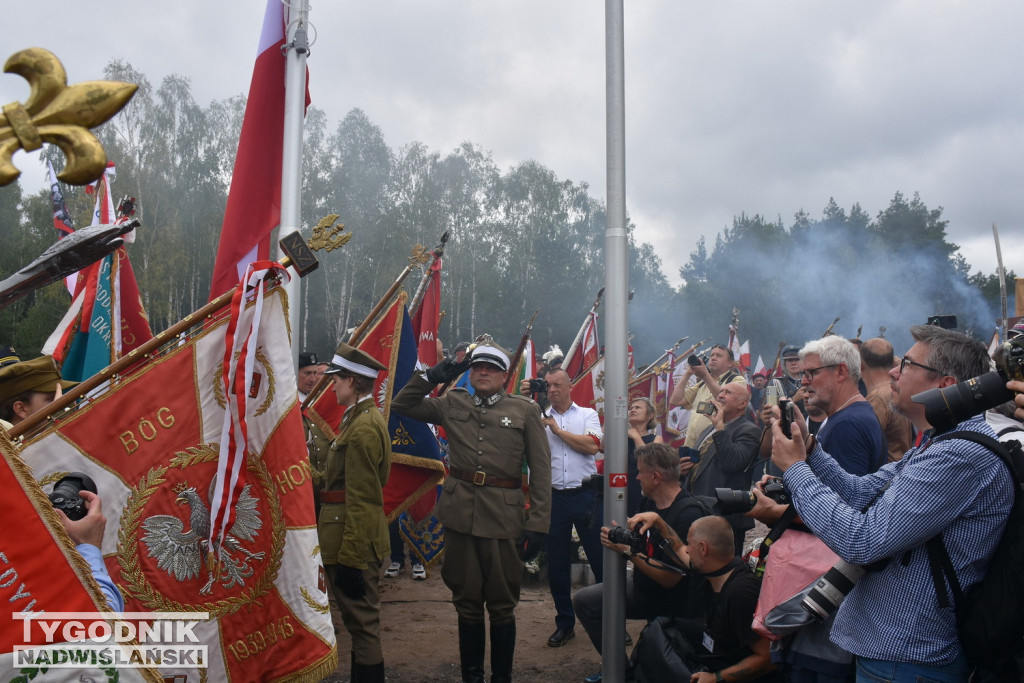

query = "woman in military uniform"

[{"left": 317, "top": 342, "right": 391, "bottom": 683}]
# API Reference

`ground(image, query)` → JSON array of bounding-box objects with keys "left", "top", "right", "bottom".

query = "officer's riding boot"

[
  {"left": 352, "top": 661, "right": 385, "bottom": 683},
  {"left": 458, "top": 619, "right": 486, "bottom": 683},
  {"left": 349, "top": 651, "right": 359, "bottom": 683},
  {"left": 489, "top": 620, "right": 516, "bottom": 683}
]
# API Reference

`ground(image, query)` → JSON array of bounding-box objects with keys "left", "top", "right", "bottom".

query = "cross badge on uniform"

[{"left": 501, "top": 417, "right": 512, "bottom": 427}]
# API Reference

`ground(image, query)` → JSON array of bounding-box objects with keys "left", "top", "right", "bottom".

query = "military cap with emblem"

[
  {"left": 298, "top": 350, "right": 320, "bottom": 369},
  {"left": 324, "top": 342, "right": 385, "bottom": 378},
  {"left": 0, "top": 356, "right": 77, "bottom": 404},
  {"left": 469, "top": 340, "right": 510, "bottom": 372},
  {"left": 782, "top": 345, "right": 800, "bottom": 360},
  {"left": 0, "top": 346, "right": 19, "bottom": 368}
]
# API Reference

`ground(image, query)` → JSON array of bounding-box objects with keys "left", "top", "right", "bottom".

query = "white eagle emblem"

[{"left": 141, "top": 479, "right": 265, "bottom": 595}]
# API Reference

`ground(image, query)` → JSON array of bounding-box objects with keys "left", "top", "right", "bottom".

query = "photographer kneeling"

[
  {"left": 632, "top": 514, "right": 780, "bottom": 683},
  {"left": 573, "top": 443, "right": 708, "bottom": 683}
]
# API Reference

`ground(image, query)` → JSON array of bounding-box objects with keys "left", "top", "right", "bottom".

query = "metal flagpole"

[
  {"left": 278, "top": 0, "right": 311, "bottom": 368},
  {"left": 602, "top": 1, "right": 629, "bottom": 681}
]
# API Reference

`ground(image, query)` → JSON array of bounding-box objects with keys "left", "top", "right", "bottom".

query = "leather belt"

[
  {"left": 450, "top": 468, "right": 520, "bottom": 489},
  {"left": 321, "top": 489, "right": 347, "bottom": 503}
]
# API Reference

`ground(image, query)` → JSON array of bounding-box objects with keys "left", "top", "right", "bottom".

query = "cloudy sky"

[{"left": 3, "top": 0, "right": 1021, "bottom": 288}]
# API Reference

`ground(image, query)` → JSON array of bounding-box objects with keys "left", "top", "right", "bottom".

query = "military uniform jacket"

[
  {"left": 392, "top": 374, "right": 551, "bottom": 539},
  {"left": 316, "top": 396, "right": 392, "bottom": 568}
]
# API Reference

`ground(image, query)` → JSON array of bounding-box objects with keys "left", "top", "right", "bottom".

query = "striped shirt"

[{"left": 783, "top": 416, "right": 1013, "bottom": 664}]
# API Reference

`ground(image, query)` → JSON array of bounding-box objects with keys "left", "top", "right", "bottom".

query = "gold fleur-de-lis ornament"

[{"left": 1, "top": 47, "right": 137, "bottom": 187}]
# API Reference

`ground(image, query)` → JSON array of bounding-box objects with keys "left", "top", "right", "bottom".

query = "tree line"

[{"left": 0, "top": 61, "right": 1007, "bottom": 368}]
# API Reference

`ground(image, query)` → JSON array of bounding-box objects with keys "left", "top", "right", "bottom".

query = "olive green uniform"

[
  {"left": 392, "top": 374, "right": 551, "bottom": 623},
  {"left": 316, "top": 396, "right": 391, "bottom": 666}
]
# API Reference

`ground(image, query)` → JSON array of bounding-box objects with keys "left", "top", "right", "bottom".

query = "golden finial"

[
  {"left": 309, "top": 214, "right": 352, "bottom": 252},
  {"left": 408, "top": 244, "right": 432, "bottom": 266},
  {"left": 0, "top": 48, "right": 137, "bottom": 186}
]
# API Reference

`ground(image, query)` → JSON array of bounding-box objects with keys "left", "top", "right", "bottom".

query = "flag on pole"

[
  {"left": 988, "top": 330, "right": 1001, "bottom": 358},
  {"left": 210, "top": 0, "right": 308, "bottom": 299},
  {"left": 43, "top": 164, "right": 153, "bottom": 382},
  {"left": 570, "top": 356, "right": 605, "bottom": 420},
  {"left": 565, "top": 313, "right": 599, "bottom": 382},
  {"left": 411, "top": 257, "right": 442, "bottom": 366},
  {"left": 21, "top": 285, "right": 337, "bottom": 682},
  {"left": 753, "top": 355, "right": 766, "bottom": 376},
  {"left": 728, "top": 323, "right": 741, "bottom": 366},
  {"left": 511, "top": 339, "right": 537, "bottom": 393},
  {"left": 47, "top": 160, "right": 77, "bottom": 294},
  {"left": 739, "top": 339, "right": 751, "bottom": 373}
]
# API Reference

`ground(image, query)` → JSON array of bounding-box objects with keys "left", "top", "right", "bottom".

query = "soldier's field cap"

[
  {"left": 469, "top": 342, "right": 510, "bottom": 372},
  {"left": 0, "top": 356, "right": 77, "bottom": 404},
  {"left": 782, "top": 346, "right": 800, "bottom": 359},
  {"left": 1008, "top": 321, "right": 1024, "bottom": 340},
  {"left": 298, "top": 351, "right": 320, "bottom": 369},
  {"left": 324, "top": 342, "right": 385, "bottom": 379}
]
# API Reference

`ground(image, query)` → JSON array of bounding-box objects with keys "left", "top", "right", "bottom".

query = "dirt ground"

[
  {"left": 321, "top": 524, "right": 770, "bottom": 682},
  {"left": 321, "top": 564, "right": 638, "bottom": 683}
]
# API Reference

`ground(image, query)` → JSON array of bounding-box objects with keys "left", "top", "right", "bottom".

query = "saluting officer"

[
  {"left": 392, "top": 337, "right": 551, "bottom": 683},
  {"left": 316, "top": 342, "right": 391, "bottom": 683}
]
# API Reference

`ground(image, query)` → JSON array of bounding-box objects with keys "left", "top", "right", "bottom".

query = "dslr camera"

[
  {"left": 580, "top": 472, "right": 604, "bottom": 492},
  {"left": 714, "top": 476, "right": 790, "bottom": 515},
  {"left": 607, "top": 523, "right": 647, "bottom": 555},
  {"left": 528, "top": 378, "right": 549, "bottom": 393},
  {"left": 912, "top": 337, "right": 1024, "bottom": 433},
  {"left": 687, "top": 354, "right": 705, "bottom": 367},
  {"left": 49, "top": 472, "right": 98, "bottom": 521}
]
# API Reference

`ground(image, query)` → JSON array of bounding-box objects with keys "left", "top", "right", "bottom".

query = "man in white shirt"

[{"left": 541, "top": 368, "right": 604, "bottom": 648}]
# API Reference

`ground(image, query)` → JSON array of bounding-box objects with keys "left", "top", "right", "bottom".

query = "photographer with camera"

[
  {"left": 766, "top": 325, "right": 1013, "bottom": 682},
  {"left": 630, "top": 514, "right": 781, "bottom": 683},
  {"left": 54, "top": 487, "right": 124, "bottom": 612},
  {"left": 669, "top": 344, "right": 746, "bottom": 473},
  {"left": 573, "top": 443, "right": 708, "bottom": 683}
]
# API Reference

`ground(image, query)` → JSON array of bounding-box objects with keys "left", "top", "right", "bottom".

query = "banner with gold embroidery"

[{"left": 19, "top": 286, "right": 336, "bottom": 682}]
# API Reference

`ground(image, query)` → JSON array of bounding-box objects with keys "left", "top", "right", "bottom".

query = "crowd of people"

[{"left": 6, "top": 316, "right": 1024, "bottom": 683}]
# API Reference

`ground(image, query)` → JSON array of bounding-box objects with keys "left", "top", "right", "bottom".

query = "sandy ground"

[{"left": 321, "top": 563, "right": 641, "bottom": 683}]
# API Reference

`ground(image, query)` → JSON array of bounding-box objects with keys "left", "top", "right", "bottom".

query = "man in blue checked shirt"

[{"left": 762, "top": 325, "right": 1013, "bottom": 683}]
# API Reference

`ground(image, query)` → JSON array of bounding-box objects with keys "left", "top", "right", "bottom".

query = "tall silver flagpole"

[
  {"left": 602, "top": 1, "right": 629, "bottom": 681},
  {"left": 279, "top": 0, "right": 310, "bottom": 366}
]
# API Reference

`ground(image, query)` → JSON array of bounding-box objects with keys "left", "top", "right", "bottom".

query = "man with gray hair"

[{"left": 799, "top": 335, "right": 885, "bottom": 476}]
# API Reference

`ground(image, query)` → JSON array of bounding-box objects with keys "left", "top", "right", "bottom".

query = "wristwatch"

[
  {"left": 621, "top": 550, "right": 633, "bottom": 561},
  {"left": 715, "top": 673, "right": 724, "bottom": 683}
]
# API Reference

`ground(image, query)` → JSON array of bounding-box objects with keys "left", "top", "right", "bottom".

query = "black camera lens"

[
  {"left": 913, "top": 371, "right": 1014, "bottom": 434},
  {"left": 687, "top": 355, "right": 702, "bottom": 367},
  {"left": 714, "top": 488, "right": 756, "bottom": 514},
  {"left": 607, "top": 524, "right": 646, "bottom": 554},
  {"left": 49, "top": 472, "right": 98, "bottom": 521}
]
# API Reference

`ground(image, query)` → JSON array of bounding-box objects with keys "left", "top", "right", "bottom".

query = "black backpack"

[{"left": 925, "top": 429, "right": 1024, "bottom": 667}]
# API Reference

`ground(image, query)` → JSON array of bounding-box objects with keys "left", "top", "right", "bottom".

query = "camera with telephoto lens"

[
  {"left": 528, "top": 378, "right": 549, "bottom": 393},
  {"left": 714, "top": 477, "right": 790, "bottom": 515},
  {"left": 801, "top": 558, "right": 866, "bottom": 621},
  {"left": 580, "top": 473, "right": 604, "bottom": 492},
  {"left": 607, "top": 523, "right": 647, "bottom": 555},
  {"left": 911, "top": 337, "right": 1024, "bottom": 433},
  {"left": 687, "top": 354, "right": 704, "bottom": 367},
  {"left": 49, "top": 472, "right": 98, "bottom": 521}
]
